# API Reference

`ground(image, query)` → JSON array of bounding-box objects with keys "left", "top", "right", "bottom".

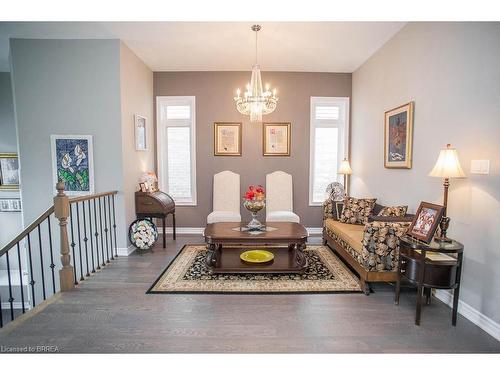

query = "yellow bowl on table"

[{"left": 240, "top": 250, "right": 274, "bottom": 264}]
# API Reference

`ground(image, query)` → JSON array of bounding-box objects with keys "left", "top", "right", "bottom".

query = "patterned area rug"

[{"left": 147, "top": 245, "right": 361, "bottom": 294}]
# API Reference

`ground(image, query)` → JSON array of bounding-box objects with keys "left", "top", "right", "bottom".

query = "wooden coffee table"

[{"left": 204, "top": 222, "right": 308, "bottom": 274}]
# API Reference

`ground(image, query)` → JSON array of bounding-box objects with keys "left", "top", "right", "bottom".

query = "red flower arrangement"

[{"left": 244, "top": 185, "right": 265, "bottom": 201}]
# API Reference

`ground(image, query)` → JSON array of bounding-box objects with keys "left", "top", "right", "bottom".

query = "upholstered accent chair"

[
  {"left": 265, "top": 171, "right": 300, "bottom": 223},
  {"left": 207, "top": 171, "right": 241, "bottom": 224}
]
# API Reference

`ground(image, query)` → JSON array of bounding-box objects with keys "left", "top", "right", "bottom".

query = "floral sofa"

[{"left": 322, "top": 196, "right": 413, "bottom": 295}]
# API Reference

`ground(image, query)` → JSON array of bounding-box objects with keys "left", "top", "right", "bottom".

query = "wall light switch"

[{"left": 470, "top": 160, "right": 490, "bottom": 175}]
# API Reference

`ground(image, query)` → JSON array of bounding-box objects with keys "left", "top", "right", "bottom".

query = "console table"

[{"left": 395, "top": 235, "right": 464, "bottom": 326}]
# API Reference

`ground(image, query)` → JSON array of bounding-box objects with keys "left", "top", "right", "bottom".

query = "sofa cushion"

[
  {"left": 340, "top": 197, "right": 377, "bottom": 224},
  {"left": 378, "top": 205, "right": 408, "bottom": 217},
  {"left": 324, "top": 219, "right": 364, "bottom": 255}
]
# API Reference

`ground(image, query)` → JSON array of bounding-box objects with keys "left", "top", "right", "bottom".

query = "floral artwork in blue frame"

[{"left": 51, "top": 135, "right": 94, "bottom": 195}]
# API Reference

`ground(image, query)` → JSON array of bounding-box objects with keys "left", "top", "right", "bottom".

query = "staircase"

[{"left": 0, "top": 182, "right": 119, "bottom": 327}]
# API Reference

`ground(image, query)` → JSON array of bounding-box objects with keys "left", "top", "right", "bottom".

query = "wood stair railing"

[{"left": 0, "top": 182, "right": 118, "bottom": 328}]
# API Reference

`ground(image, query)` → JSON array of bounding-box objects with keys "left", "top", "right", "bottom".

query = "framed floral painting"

[
  {"left": 263, "top": 122, "right": 291, "bottom": 156},
  {"left": 384, "top": 102, "right": 414, "bottom": 168},
  {"left": 51, "top": 135, "right": 94, "bottom": 196}
]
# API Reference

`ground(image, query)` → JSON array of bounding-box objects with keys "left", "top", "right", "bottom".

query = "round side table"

[{"left": 395, "top": 235, "right": 464, "bottom": 326}]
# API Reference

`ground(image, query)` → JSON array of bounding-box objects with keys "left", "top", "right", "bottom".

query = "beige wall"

[
  {"left": 154, "top": 71, "right": 352, "bottom": 228},
  {"left": 351, "top": 23, "right": 500, "bottom": 326},
  {"left": 120, "top": 42, "right": 154, "bottom": 244}
]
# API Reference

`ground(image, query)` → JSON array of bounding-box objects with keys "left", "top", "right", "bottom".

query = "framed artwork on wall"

[
  {"left": 135, "top": 114, "right": 147, "bottom": 151},
  {"left": 407, "top": 201, "right": 444, "bottom": 244},
  {"left": 0, "top": 153, "right": 20, "bottom": 191},
  {"left": 51, "top": 135, "right": 94, "bottom": 196},
  {"left": 214, "top": 122, "right": 242, "bottom": 156},
  {"left": 384, "top": 102, "right": 414, "bottom": 168},
  {"left": 263, "top": 122, "right": 291, "bottom": 156}
]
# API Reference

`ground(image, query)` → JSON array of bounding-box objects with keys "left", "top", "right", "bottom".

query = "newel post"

[{"left": 54, "top": 181, "right": 74, "bottom": 291}]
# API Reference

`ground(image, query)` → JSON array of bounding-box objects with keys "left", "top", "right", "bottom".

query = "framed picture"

[
  {"left": 135, "top": 115, "right": 147, "bottom": 151},
  {"left": 0, "top": 153, "right": 20, "bottom": 190},
  {"left": 0, "top": 198, "right": 22, "bottom": 212},
  {"left": 263, "top": 122, "right": 291, "bottom": 156},
  {"left": 214, "top": 122, "right": 242, "bottom": 156},
  {"left": 139, "top": 182, "right": 148, "bottom": 192},
  {"left": 407, "top": 202, "right": 445, "bottom": 244},
  {"left": 51, "top": 135, "right": 94, "bottom": 196},
  {"left": 384, "top": 102, "right": 414, "bottom": 168}
]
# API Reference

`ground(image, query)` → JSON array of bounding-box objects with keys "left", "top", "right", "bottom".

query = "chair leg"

[{"left": 172, "top": 213, "right": 176, "bottom": 240}]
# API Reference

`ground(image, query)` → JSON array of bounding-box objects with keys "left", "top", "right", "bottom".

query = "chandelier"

[{"left": 234, "top": 25, "right": 278, "bottom": 122}]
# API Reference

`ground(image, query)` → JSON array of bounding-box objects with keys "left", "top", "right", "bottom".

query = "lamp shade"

[
  {"left": 338, "top": 159, "right": 353, "bottom": 175},
  {"left": 429, "top": 144, "right": 466, "bottom": 178}
]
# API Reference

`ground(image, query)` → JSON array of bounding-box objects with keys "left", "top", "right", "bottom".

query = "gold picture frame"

[
  {"left": 384, "top": 102, "right": 414, "bottom": 169},
  {"left": 214, "top": 122, "right": 242, "bottom": 156},
  {"left": 0, "top": 153, "right": 20, "bottom": 191},
  {"left": 263, "top": 122, "right": 291, "bottom": 156}
]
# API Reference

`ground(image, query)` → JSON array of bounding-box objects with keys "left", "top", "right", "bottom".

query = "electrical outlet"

[{"left": 470, "top": 160, "right": 490, "bottom": 175}]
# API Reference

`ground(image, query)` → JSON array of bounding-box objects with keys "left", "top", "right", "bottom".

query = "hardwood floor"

[{"left": 0, "top": 235, "right": 499, "bottom": 353}]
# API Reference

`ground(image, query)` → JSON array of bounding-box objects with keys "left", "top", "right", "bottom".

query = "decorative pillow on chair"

[
  {"left": 340, "top": 197, "right": 377, "bottom": 224},
  {"left": 378, "top": 205, "right": 408, "bottom": 217}
]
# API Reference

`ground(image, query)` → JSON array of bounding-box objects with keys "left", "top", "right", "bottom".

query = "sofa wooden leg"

[
  {"left": 322, "top": 237, "right": 327, "bottom": 245},
  {"left": 360, "top": 279, "right": 370, "bottom": 295}
]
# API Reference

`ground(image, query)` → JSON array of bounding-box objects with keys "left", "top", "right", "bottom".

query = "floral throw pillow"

[
  {"left": 378, "top": 205, "right": 408, "bottom": 217},
  {"left": 340, "top": 197, "right": 377, "bottom": 225}
]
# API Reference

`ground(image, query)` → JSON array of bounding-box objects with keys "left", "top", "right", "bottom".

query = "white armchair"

[
  {"left": 207, "top": 171, "right": 241, "bottom": 224},
  {"left": 265, "top": 171, "right": 300, "bottom": 223}
]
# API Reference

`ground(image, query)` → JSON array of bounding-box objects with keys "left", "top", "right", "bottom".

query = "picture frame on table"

[
  {"left": 139, "top": 182, "right": 149, "bottom": 192},
  {"left": 407, "top": 201, "right": 445, "bottom": 244},
  {"left": 263, "top": 122, "right": 291, "bottom": 156},
  {"left": 384, "top": 102, "right": 414, "bottom": 169},
  {"left": 214, "top": 122, "right": 242, "bottom": 156},
  {"left": 135, "top": 115, "right": 147, "bottom": 151},
  {"left": 51, "top": 135, "right": 94, "bottom": 196},
  {"left": 0, "top": 153, "right": 20, "bottom": 191}
]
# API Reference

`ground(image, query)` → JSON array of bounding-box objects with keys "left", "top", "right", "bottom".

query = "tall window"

[
  {"left": 309, "top": 97, "right": 349, "bottom": 205},
  {"left": 157, "top": 96, "right": 196, "bottom": 205}
]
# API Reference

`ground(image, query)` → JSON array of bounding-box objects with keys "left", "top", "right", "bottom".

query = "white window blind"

[
  {"left": 309, "top": 97, "right": 349, "bottom": 206},
  {"left": 157, "top": 96, "right": 197, "bottom": 205}
]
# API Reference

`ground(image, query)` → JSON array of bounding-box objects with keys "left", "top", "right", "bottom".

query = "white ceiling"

[{"left": 0, "top": 22, "right": 405, "bottom": 72}]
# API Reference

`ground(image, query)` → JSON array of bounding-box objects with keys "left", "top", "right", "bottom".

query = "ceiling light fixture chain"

[{"left": 234, "top": 24, "right": 278, "bottom": 123}]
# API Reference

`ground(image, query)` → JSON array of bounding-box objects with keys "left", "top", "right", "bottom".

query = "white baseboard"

[
  {"left": 306, "top": 227, "right": 323, "bottom": 235},
  {"left": 1, "top": 301, "right": 31, "bottom": 310},
  {"left": 160, "top": 227, "right": 204, "bottom": 235},
  {"left": 159, "top": 227, "right": 323, "bottom": 236},
  {"left": 434, "top": 289, "right": 500, "bottom": 341},
  {"left": 116, "top": 245, "right": 136, "bottom": 257}
]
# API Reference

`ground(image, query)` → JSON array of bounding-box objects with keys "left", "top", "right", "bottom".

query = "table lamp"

[
  {"left": 338, "top": 158, "right": 353, "bottom": 195},
  {"left": 428, "top": 144, "right": 466, "bottom": 242}
]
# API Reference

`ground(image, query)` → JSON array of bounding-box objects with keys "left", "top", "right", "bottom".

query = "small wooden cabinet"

[
  {"left": 135, "top": 191, "right": 176, "bottom": 248},
  {"left": 395, "top": 235, "right": 464, "bottom": 326}
]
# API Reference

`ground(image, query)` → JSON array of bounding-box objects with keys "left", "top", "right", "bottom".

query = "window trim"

[
  {"left": 309, "top": 96, "right": 350, "bottom": 206},
  {"left": 156, "top": 96, "right": 197, "bottom": 206}
]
